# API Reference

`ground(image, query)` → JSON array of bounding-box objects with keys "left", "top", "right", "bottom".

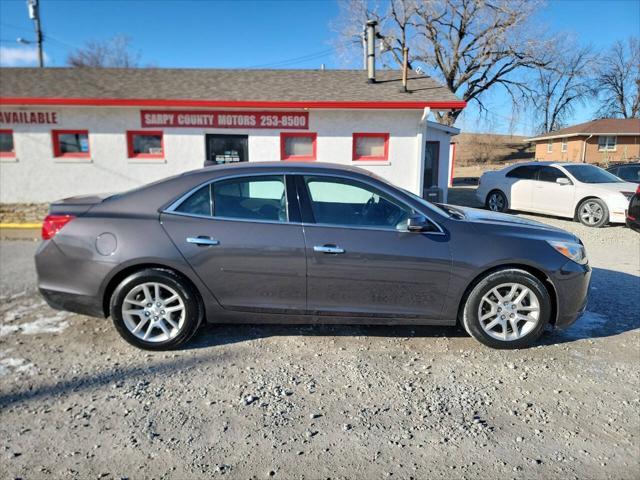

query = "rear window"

[
  {"left": 175, "top": 185, "right": 212, "bottom": 217},
  {"left": 506, "top": 165, "right": 540, "bottom": 179}
]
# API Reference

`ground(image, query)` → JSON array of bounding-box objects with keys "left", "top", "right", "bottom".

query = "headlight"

[{"left": 547, "top": 240, "right": 588, "bottom": 265}]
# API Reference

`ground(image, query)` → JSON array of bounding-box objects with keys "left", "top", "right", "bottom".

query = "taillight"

[
  {"left": 636, "top": 185, "right": 640, "bottom": 194},
  {"left": 41, "top": 214, "right": 75, "bottom": 240}
]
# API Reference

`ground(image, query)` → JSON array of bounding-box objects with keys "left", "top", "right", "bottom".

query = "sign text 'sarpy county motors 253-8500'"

[{"left": 141, "top": 110, "right": 309, "bottom": 129}]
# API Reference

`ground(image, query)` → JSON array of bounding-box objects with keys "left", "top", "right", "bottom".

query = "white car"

[{"left": 476, "top": 162, "right": 637, "bottom": 227}]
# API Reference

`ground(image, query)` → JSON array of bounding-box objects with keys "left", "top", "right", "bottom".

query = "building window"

[
  {"left": 598, "top": 135, "right": 616, "bottom": 151},
  {"left": 52, "top": 130, "right": 90, "bottom": 158},
  {"left": 127, "top": 130, "right": 164, "bottom": 158},
  {"left": 561, "top": 137, "right": 568, "bottom": 152},
  {"left": 547, "top": 140, "right": 553, "bottom": 153},
  {"left": 280, "top": 132, "right": 316, "bottom": 161},
  {"left": 0, "top": 129, "right": 15, "bottom": 157},
  {"left": 352, "top": 133, "right": 389, "bottom": 161}
]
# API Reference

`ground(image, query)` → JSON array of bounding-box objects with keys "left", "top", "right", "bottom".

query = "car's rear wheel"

[
  {"left": 462, "top": 269, "right": 551, "bottom": 349},
  {"left": 110, "top": 268, "right": 203, "bottom": 350},
  {"left": 577, "top": 198, "right": 609, "bottom": 228},
  {"left": 486, "top": 190, "right": 508, "bottom": 212}
]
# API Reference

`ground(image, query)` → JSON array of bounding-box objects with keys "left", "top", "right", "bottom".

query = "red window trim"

[
  {"left": 352, "top": 132, "right": 389, "bottom": 161},
  {"left": 52, "top": 129, "right": 90, "bottom": 158},
  {"left": 280, "top": 132, "right": 317, "bottom": 161},
  {"left": 0, "top": 129, "right": 15, "bottom": 157},
  {"left": 126, "top": 130, "right": 164, "bottom": 159}
]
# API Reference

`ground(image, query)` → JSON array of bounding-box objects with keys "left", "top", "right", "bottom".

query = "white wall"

[{"left": 0, "top": 107, "right": 444, "bottom": 203}]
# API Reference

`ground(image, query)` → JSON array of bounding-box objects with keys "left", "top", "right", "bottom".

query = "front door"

[
  {"left": 532, "top": 166, "right": 575, "bottom": 217},
  {"left": 205, "top": 134, "right": 248, "bottom": 166},
  {"left": 297, "top": 175, "right": 451, "bottom": 319},
  {"left": 160, "top": 174, "right": 307, "bottom": 312}
]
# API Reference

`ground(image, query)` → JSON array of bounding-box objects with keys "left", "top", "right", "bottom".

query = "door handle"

[
  {"left": 314, "top": 245, "right": 345, "bottom": 254},
  {"left": 186, "top": 236, "right": 220, "bottom": 246}
]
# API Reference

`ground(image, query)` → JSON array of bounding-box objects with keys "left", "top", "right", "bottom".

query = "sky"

[{"left": 0, "top": 0, "right": 639, "bottom": 135}]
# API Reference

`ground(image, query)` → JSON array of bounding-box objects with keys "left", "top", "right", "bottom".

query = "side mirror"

[
  {"left": 406, "top": 214, "right": 432, "bottom": 232},
  {"left": 556, "top": 177, "right": 571, "bottom": 185}
]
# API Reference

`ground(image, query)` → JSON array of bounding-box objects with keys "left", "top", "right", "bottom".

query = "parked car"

[
  {"left": 476, "top": 162, "right": 637, "bottom": 227},
  {"left": 606, "top": 162, "right": 640, "bottom": 184},
  {"left": 626, "top": 185, "right": 640, "bottom": 232},
  {"left": 36, "top": 162, "right": 591, "bottom": 350}
]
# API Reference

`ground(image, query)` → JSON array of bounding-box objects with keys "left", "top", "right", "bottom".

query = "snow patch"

[
  {"left": 0, "top": 311, "right": 71, "bottom": 337},
  {"left": 0, "top": 356, "right": 35, "bottom": 376}
]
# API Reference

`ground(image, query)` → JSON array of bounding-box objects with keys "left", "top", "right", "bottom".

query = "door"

[
  {"left": 161, "top": 174, "right": 307, "bottom": 312},
  {"left": 423, "top": 141, "right": 440, "bottom": 193},
  {"left": 205, "top": 134, "right": 248, "bottom": 166},
  {"left": 504, "top": 165, "right": 541, "bottom": 210},
  {"left": 297, "top": 175, "right": 451, "bottom": 319},
  {"left": 532, "top": 166, "right": 575, "bottom": 217}
]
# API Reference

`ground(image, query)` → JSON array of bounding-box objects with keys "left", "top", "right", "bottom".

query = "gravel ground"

[{"left": 0, "top": 197, "right": 639, "bottom": 480}]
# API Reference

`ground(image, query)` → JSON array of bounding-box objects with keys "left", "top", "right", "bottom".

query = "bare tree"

[
  {"left": 595, "top": 37, "right": 640, "bottom": 119},
  {"left": 333, "top": 0, "right": 555, "bottom": 126},
  {"left": 529, "top": 45, "right": 597, "bottom": 133},
  {"left": 67, "top": 35, "right": 141, "bottom": 68}
]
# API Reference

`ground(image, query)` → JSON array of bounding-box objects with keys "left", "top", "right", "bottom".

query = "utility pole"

[{"left": 26, "top": 0, "right": 44, "bottom": 68}]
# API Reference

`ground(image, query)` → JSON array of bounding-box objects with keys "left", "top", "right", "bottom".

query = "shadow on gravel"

[
  {"left": 542, "top": 267, "right": 640, "bottom": 344},
  {"left": 0, "top": 352, "right": 231, "bottom": 409}
]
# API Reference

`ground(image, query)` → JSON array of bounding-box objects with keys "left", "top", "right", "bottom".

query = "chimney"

[{"left": 366, "top": 20, "right": 377, "bottom": 83}]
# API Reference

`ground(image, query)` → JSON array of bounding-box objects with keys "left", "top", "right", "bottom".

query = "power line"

[{"left": 243, "top": 46, "right": 341, "bottom": 69}]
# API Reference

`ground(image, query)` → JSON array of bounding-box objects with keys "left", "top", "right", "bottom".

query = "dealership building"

[{"left": 0, "top": 68, "right": 464, "bottom": 203}]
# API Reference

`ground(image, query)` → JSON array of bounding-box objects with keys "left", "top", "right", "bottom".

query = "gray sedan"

[{"left": 35, "top": 162, "right": 591, "bottom": 349}]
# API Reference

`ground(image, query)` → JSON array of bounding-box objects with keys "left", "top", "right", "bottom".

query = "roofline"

[
  {"left": 426, "top": 120, "right": 460, "bottom": 135},
  {"left": 0, "top": 97, "right": 466, "bottom": 110},
  {"left": 525, "top": 132, "right": 640, "bottom": 142}
]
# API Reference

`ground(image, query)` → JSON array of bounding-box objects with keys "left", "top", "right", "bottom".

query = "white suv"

[{"left": 476, "top": 162, "right": 637, "bottom": 227}]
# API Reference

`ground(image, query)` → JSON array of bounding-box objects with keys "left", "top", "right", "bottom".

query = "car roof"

[{"left": 505, "top": 161, "right": 595, "bottom": 170}]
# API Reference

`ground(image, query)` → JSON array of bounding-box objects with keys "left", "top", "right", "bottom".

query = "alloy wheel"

[
  {"left": 488, "top": 192, "right": 505, "bottom": 212},
  {"left": 477, "top": 282, "right": 540, "bottom": 341},
  {"left": 579, "top": 201, "right": 604, "bottom": 226},
  {"left": 121, "top": 282, "right": 186, "bottom": 342}
]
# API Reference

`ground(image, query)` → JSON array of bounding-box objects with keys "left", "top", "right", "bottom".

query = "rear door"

[
  {"left": 296, "top": 175, "right": 451, "bottom": 319},
  {"left": 505, "top": 165, "right": 541, "bottom": 210},
  {"left": 161, "top": 174, "right": 307, "bottom": 312},
  {"left": 532, "top": 166, "right": 575, "bottom": 217}
]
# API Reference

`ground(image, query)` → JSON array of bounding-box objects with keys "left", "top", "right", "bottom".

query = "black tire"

[
  {"left": 576, "top": 198, "right": 609, "bottom": 228},
  {"left": 485, "top": 190, "right": 509, "bottom": 212},
  {"left": 461, "top": 269, "right": 551, "bottom": 349},
  {"left": 110, "top": 268, "right": 203, "bottom": 350}
]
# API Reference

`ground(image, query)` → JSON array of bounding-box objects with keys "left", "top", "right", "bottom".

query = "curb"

[{"left": 0, "top": 223, "right": 42, "bottom": 229}]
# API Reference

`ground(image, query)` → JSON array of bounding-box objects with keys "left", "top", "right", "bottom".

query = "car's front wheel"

[
  {"left": 110, "top": 268, "right": 203, "bottom": 350},
  {"left": 486, "top": 190, "right": 508, "bottom": 212},
  {"left": 461, "top": 269, "right": 551, "bottom": 349},
  {"left": 577, "top": 198, "right": 609, "bottom": 228}
]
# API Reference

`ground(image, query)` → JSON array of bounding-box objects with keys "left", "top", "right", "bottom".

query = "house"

[
  {"left": 0, "top": 68, "right": 464, "bottom": 203},
  {"left": 526, "top": 118, "right": 640, "bottom": 164}
]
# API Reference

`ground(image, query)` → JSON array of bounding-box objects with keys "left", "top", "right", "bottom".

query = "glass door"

[{"left": 205, "top": 134, "right": 248, "bottom": 166}]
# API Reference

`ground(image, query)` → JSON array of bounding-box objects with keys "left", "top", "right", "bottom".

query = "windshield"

[{"left": 563, "top": 164, "right": 624, "bottom": 184}]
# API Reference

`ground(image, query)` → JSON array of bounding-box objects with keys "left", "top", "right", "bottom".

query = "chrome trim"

[
  {"left": 314, "top": 245, "right": 345, "bottom": 254},
  {"left": 186, "top": 237, "right": 220, "bottom": 246},
  {"left": 163, "top": 170, "right": 446, "bottom": 235}
]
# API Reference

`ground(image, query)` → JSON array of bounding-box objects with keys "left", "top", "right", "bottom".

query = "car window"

[
  {"left": 213, "top": 175, "right": 287, "bottom": 222},
  {"left": 538, "top": 166, "right": 570, "bottom": 183},
  {"left": 506, "top": 165, "right": 540, "bottom": 179},
  {"left": 175, "top": 184, "right": 212, "bottom": 216},
  {"left": 304, "top": 176, "right": 412, "bottom": 229},
  {"left": 617, "top": 165, "right": 640, "bottom": 182},
  {"left": 563, "top": 164, "right": 624, "bottom": 183}
]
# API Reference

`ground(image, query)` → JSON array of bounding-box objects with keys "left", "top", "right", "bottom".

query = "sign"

[
  {"left": 0, "top": 111, "right": 58, "bottom": 125},
  {"left": 141, "top": 110, "right": 309, "bottom": 129}
]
